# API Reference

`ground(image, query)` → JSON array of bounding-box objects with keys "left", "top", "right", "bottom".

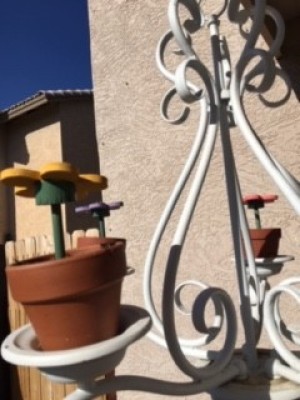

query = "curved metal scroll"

[{"left": 144, "top": 0, "right": 299, "bottom": 384}]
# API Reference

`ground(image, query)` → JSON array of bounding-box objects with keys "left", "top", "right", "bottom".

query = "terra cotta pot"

[
  {"left": 6, "top": 238, "right": 127, "bottom": 351},
  {"left": 77, "top": 236, "right": 126, "bottom": 250},
  {"left": 249, "top": 228, "right": 281, "bottom": 258}
]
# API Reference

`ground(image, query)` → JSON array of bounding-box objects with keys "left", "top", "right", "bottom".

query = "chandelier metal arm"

[
  {"left": 208, "top": 14, "right": 260, "bottom": 368},
  {"left": 219, "top": 104, "right": 258, "bottom": 369},
  {"left": 143, "top": 98, "right": 210, "bottom": 340}
]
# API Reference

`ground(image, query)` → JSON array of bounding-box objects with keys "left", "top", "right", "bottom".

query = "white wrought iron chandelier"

[{"left": 2, "top": 1, "right": 300, "bottom": 399}]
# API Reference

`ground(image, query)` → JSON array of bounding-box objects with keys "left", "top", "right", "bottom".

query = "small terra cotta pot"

[
  {"left": 6, "top": 238, "right": 127, "bottom": 351},
  {"left": 249, "top": 228, "right": 281, "bottom": 258},
  {"left": 77, "top": 236, "right": 126, "bottom": 250}
]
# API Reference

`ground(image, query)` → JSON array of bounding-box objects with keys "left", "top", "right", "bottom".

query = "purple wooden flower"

[
  {"left": 75, "top": 204, "right": 90, "bottom": 214},
  {"left": 75, "top": 201, "right": 123, "bottom": 214}
]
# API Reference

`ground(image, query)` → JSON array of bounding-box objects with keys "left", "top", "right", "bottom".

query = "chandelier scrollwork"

[
  {"left": 2, "top": 1, "right": 300, "bottom": 399},
  {"left": 145, "top": 0, "right": 300, "bottom": 391},
  {"left": 264, "top": 278, "right": 300, "bottom": 380}
]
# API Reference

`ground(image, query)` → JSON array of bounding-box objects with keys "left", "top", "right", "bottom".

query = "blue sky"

[{"left": 0, "top": 0, "right": 92, "bottom": 110}]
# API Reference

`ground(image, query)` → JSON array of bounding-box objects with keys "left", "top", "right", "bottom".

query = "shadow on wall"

[
  {"left": 278, "top": 16, "right": 300, "bottom": 101},
  {"left": 5, "top": 98, "right": 102, "bottom": 240},
  {"left": 279, "top": 56, "right": 300, "bottom": 101},
  {"left": 60, "top": 99, "right": 102, "bottom": 233},
  {"left": 265, "top": 14, "right": 300, "bottom": 101},
  {"left": 5, "top": 108, "right": 44, "bottom": 241}
]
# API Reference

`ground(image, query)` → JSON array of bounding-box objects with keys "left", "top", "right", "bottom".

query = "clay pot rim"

[
  {"left": 6, "top": 240, "right": 127, "bottom": 303},
  {"left": 8, "top": 239, "right": 125, "bottom": 270},
  {"left": 22, "top": 277, "right": 125, "bottom": 305},
  {"left": 77, "top": 236, "right": 126, "bottom": 246},
  {"left": 249, "top": 228, "right": 281, "bottom": 238},
  {"left": 249, "top": 228, "right": 281, "bottom": 231}
]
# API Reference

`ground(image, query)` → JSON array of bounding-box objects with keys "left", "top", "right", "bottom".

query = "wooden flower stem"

[
  {"left": 99, "top": 219, "right": 106, "bottom": 237},
  {"left": 51, "top": 204, "right": 66, "bottom": 259},
  {"left": 91, "top": 211, "right": 107, "bottom": 237},
  {"left": 36, "top": 180, "right": 75, "bottom": 260},
  {"left": 254, "top": 207, "right": 262, "bottom": 229}
]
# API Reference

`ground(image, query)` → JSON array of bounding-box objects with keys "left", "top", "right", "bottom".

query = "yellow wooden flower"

[
  {"left": 40, "top": 162, "right": 78, "bottom": 182},
  {"left": 0, "top": 163, "right": 108, "bottom": 201},
  {"left": 0, "top": 168, "right": 40, "bottom": 187},
  {"left": 77, "top": 174, "right": 108, "bottom": 190},
  {"left": 14, "top": 185, "right": 37, "bottom": 198},
  {"left": 75, "top": 174, "right": 108, "bottom": 200}
]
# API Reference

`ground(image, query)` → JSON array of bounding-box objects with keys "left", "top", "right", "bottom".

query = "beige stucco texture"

[
  {"left": 2, "top": 106, "right": 60, "bottom": 243},
  {"left": 3, "top": 96, "right": 100, "bottom": 241},
  {"left": 89, "top": 2, "right": 299, "bottom": 399},
  {"left": 7, "top": 111, "right": 61, "bottom": 239}
]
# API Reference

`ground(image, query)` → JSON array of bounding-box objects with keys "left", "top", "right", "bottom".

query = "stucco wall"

[
  {"left": 6, "top": 105, "right": 62, "bottom": 239},
  {"left": 4, "top": 97, "right": 100, "bottom": 240},
  {"left": 59, "top": 98, "right": 101, "bottom": 233},
  {"left": 89, "top": 2, "right": 300, "bottom": 399}
]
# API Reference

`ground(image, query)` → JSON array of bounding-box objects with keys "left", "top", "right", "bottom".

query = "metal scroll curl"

[
  {"left": 145, "top": 0, "right": 299, "bottom": 385},
  {"left": 264, "top": 278, "right": 300, "bottom": 375},
  {"left": 144, "top": 0, "right": 238, "bottom": 381},
  {"left": 229, "top": 1, "right": 300, "bottom": 215}
]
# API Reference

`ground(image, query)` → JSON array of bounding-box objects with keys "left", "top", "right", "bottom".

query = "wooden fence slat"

[
  {"left": 44, "top": 234, "right": 54, "bottom": 255},
  {"left": 35, "top": 235, "right": 45, "bottom": 256},
  {"left": 71, "top": 230, "right": 85, "bottom": 249},
  {"left": 29, "top": 368, "right": 41, "bottom": 400},
  {"left": 15, "top": 240, "right": 26, "bottom": 262},
  {"left": 35, "top": 235, "right": 52, "bottom": 256},
  {"left": 64, "top": 233, "right": 71, "bottom": 251},
  {"left": 24, "top": 237, "right": 36, "bottom": 260},
  {"left": 86, "top": 228, "right": 100, "bottom": 237},
  {"left": 5, "top": 241, "right": 16, "bottom": 265}
]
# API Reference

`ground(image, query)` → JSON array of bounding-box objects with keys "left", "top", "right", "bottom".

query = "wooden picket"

[{"left": 5, "top": 230, "right": 106, "bottom": 400}]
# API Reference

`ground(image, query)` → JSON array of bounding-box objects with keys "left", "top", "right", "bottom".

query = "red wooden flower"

[
  {"left": 242, "top": 194, "right": 278, "bottom": 208},
  {"left": 242, "top": 194, "right": 278, "bottom": 229}
]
